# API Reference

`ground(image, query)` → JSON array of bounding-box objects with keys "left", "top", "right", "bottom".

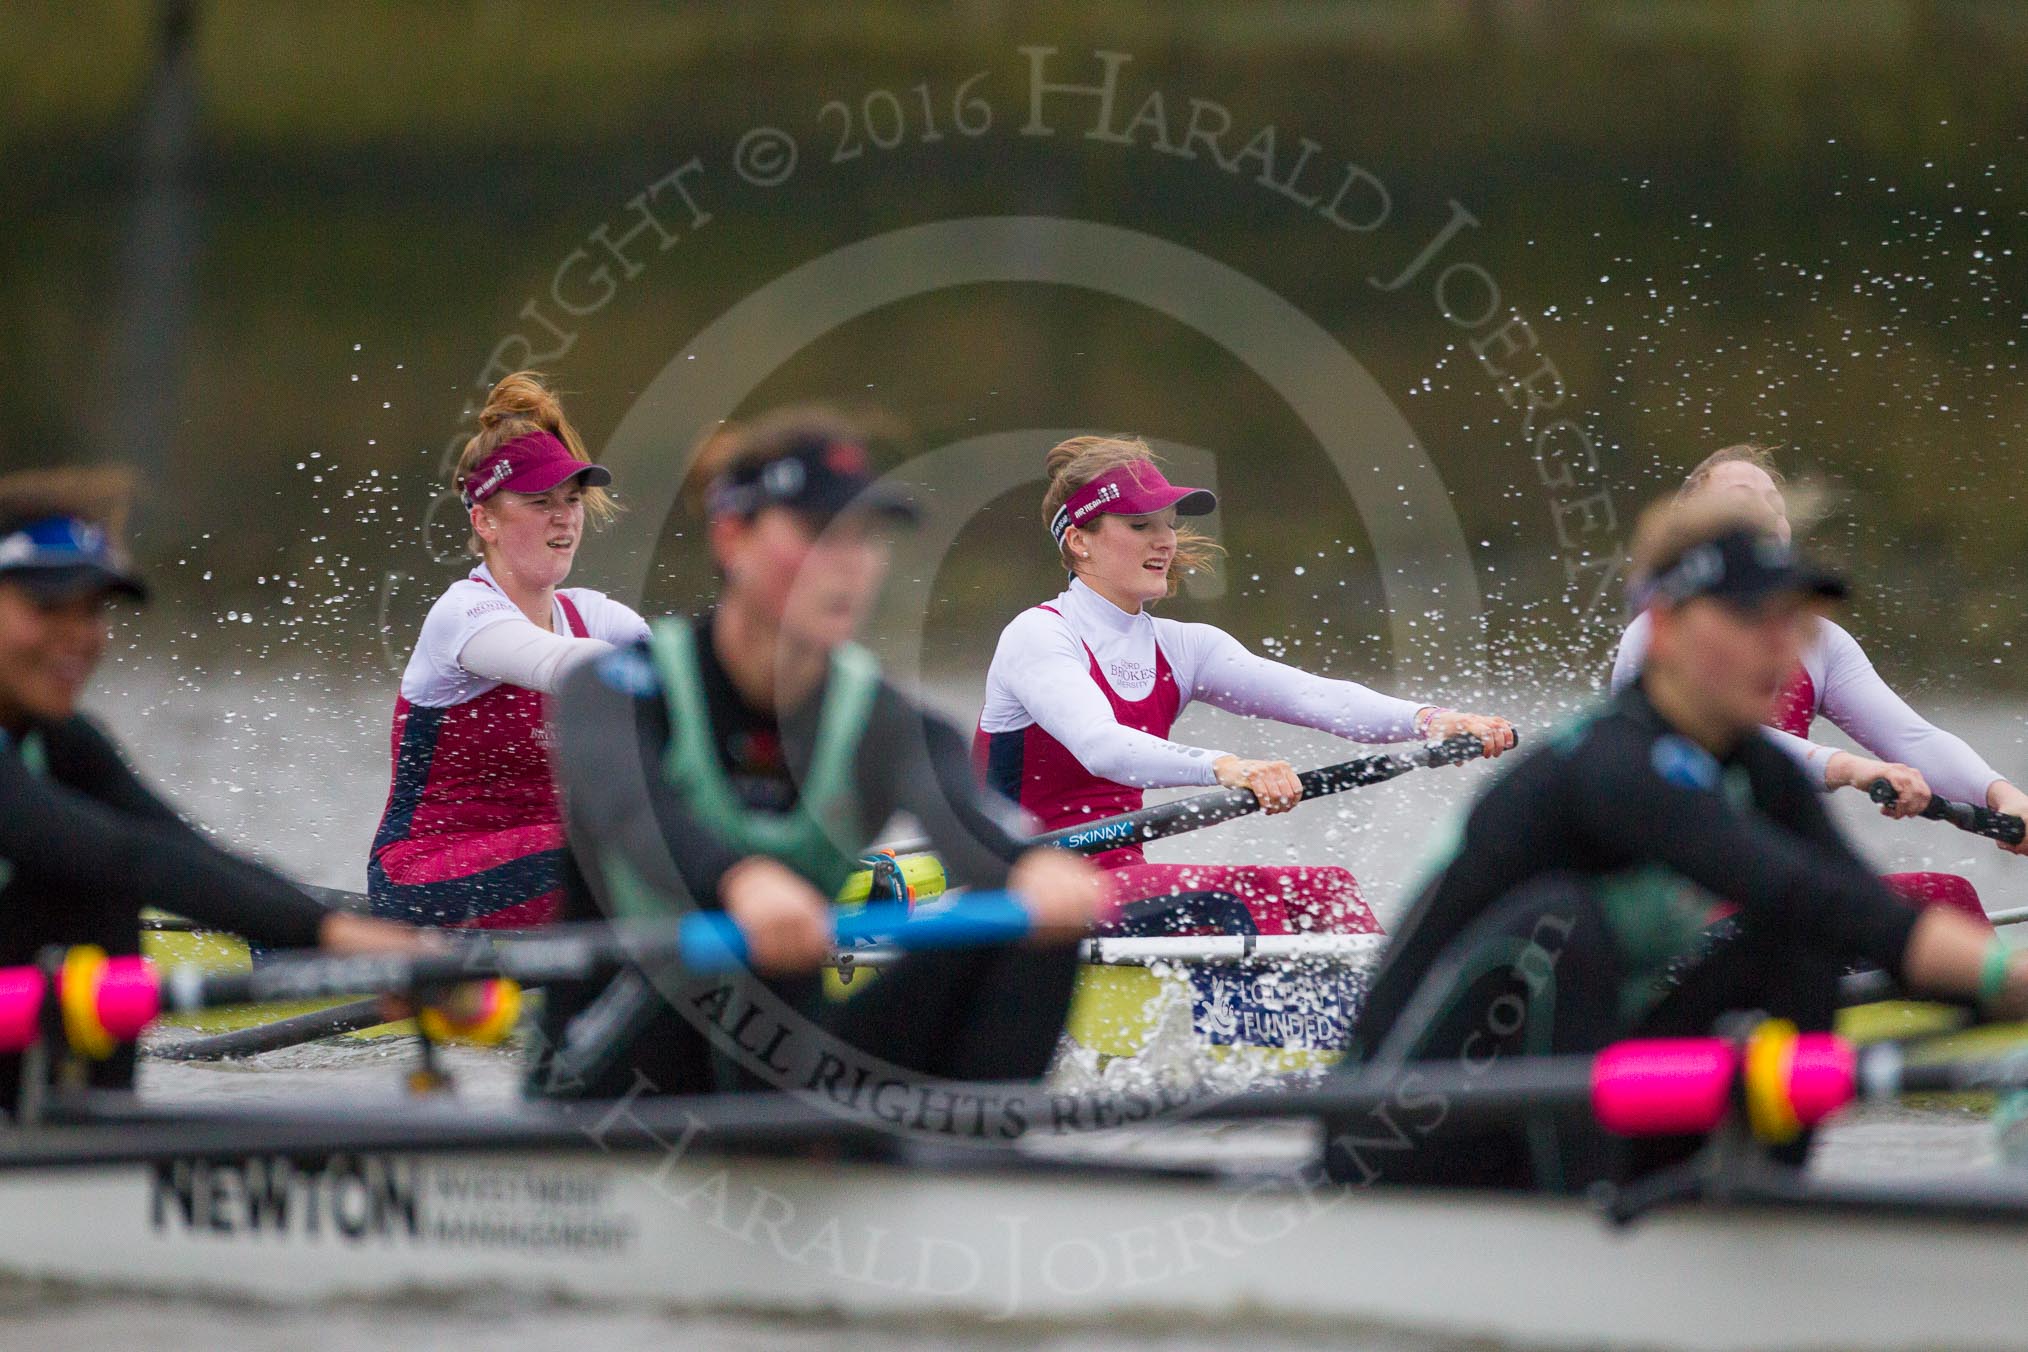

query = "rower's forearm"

[
  {"left": 1899, "top": 906, "right": 2013, "bottom": 1006},
  {"left": 0, "top": 769, "right": 326, "bottom": 948},
  {"left": 137, "top": 835, "right": 328, "bottom": 949},
  {"left": 1194, "top": 642, "right": 1422, "bottom": 742},
  {"left": 1873, "top": 731, "right": 2005, "bottom": 805},
  {"left": 458, "top": 623, "right": 614, "bottom": 695},
  {"left": 1071, "top": 722, "right": 1225, "bottom": 788},
  {"left": 1580, "top": 747, "right": 1918, "bottom": 974}
]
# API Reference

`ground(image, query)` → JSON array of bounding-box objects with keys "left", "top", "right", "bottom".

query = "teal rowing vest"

[
  {"left": 1596, "top": 766, "right": 1750, "bottom": 1022},
  {"left": 1546, "top": 703, "right": 1750, "bottom": 1022},
  {"left": 0, "top": 730, "right": 46, "bottom": 896},
  {"left": 1398, "top": 702, "right": 1750, "bottom": 1045},
  {"left": 601, "top": 618, "right": 882, "bottom": 920}
]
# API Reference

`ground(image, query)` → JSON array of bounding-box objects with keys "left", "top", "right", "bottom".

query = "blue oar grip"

[
  {"left": 676, "top": 912, "right": 752, "bottom": 972},
  {"left": 679, "top": 892, "right": 1031, "bottom": 973},
  {"left": 837, "top": 892, "right": 1031, "bottom": 950}
]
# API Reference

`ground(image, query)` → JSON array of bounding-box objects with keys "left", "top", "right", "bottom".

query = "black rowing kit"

[
  {"left": 0, "top": 714, "right": 327, "bottom": 1106},
  {"left": 1333, "top": 680, "right": 1927, "bottom": 1192}
]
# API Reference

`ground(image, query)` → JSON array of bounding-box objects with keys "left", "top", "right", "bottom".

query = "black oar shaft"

[
  {"left": 1892, "top": 1051, "right": 2028, "bottom": 1095},
  {"left": 1034, "top": 734, "right": 1489, "bottom": 856},
  {"left": 12, "top": 1063, "right": 1597, "bottom": 1172},
  {"left": 1932, "top": 798, "right": 2025, "bottom": 845},
  {"left": 174, "top": 929, "right": 623, "bottom": 1010},
  {"left": 29, "top": 1026, "right": 2028, "bottom": 1173},
  {"left": 149, "top": 997, "right": 389, "bottom": 1061}
]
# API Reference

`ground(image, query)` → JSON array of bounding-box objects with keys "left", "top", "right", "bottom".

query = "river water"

[
  {"left": 0, "top": 664, "right": 2022, "bottom": 1349},
  {"left": 76, "top": 661, "right": 2028, "bottom": 920}
]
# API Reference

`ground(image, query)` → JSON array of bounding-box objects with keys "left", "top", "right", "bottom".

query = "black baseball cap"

[
  {"left": 704, "top": 433, "right": 918, "bottom": 526},
  {"left": 1632, "top": 526, "right": 1847, "bottom": 612},
  {"left": 0, "top": 515, "right": 149, "bottom": 604}
]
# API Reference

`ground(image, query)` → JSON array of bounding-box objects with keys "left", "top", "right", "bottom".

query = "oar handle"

[
  {"left": 1034, "top": 733, "right": 1500, "bottom": 857},
  {"left": 676, "top": 893, "right": 1031, "bottom": 973},
  {"left": 1869, "top": 780, "right": 2026, "bottom": 845},
  {"left": 1302, "top": 733, "right": 1492, "bottom": 796}
]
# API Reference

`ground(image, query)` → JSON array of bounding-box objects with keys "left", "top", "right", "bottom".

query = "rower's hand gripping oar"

[
  {"left": 1868, "top": 779, "right": 2026, "bottom": 845},
  {"left": 0, "top": 894, "right": 1035, "bottom": 1061},
  {"left": 666, "top": 893, "right": 1031, "bottom": 973},
  {"left": 1033, "top": 732, "right": 1503, "bottom": 857}
]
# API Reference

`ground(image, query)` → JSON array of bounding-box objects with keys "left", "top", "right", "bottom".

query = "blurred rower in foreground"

[
  {"left": 531, "top": 408, "right": 1097, "bottom": 1100},
  {"left": 1335, "top": 494, "right": 2028, "bottom": 1193},
  {"left": 1614, "top": 444, "right": 2028, "bottom": 924},
  {"left": 0, "top": 467, "right": 422, "bottom": 1109}
]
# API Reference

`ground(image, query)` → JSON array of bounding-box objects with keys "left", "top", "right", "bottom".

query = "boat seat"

[
  {"left": 1097, "top": 890, "right": 1260, "bottom": 939},
  {"left": 1097, "top": 863, "right": 1382, "bottom": 937},
  {"left": 1883, "top": 871, "right": 1990, "bottom": 928}
]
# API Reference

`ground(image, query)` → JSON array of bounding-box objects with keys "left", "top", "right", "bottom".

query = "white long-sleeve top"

[
  {"left": 399, "top": 563, "right": 651, "bottom": 707},
  {"left": 1611, "top": 611, "right": 2004, "bottom": 804},
  {"left": 977, "top": 578, "right": 1428, "bottom": 789}
]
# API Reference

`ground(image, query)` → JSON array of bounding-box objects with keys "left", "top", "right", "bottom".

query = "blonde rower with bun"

[
  {"left": 975, "top": 435, "right": 1517, "bottom": 936},
  {"left": 368, "top": 372, "right": 649, "bottom": 929}
]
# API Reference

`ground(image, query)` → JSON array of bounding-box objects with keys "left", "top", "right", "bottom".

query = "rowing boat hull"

[{"left": 2, "top": 1144, "right": 2024, "bottom": 1350}]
